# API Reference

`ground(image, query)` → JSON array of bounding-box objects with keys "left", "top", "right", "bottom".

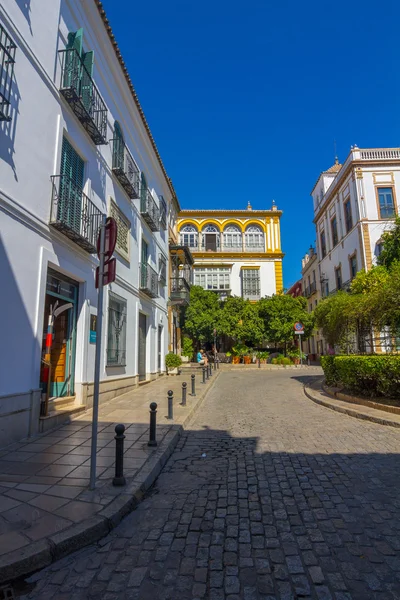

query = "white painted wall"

[
  {"left": 193, "top": 259, "right": 277, "bottom": 298},
  {"left": 0, "top": 0, "right": 172, "bottom": 440}
]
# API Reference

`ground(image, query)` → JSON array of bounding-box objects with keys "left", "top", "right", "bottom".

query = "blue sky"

[{"left": 102, "top": 0, "right": 400, "bottom": 288}]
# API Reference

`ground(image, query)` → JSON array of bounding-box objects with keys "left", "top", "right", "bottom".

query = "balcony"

[
  {"left": 304, "top": 281, "right": 317, "bottom": 298},
  {"left": 140, "top": 263, "right": 159, "bottom": 298},
  {"left": 140, "top": 189, "right": 160, "bottom": 232},
  {"left": 111, "top": 138, "right": 140, "bottom": 199},
  {"left": 170, "top": 276, "right": 190, "bottom": 306},
  {"left": 59, "top": 49, "right": 107, "bottom": 145},
  {"left": 50, "top": 175, "right": 104, "bottom": 253},
  {"left": 159, "top": 196, "right": 167, "bottom": 230},
  {"left": 181, "top": 242, "right": 265, "bottom": 253}
]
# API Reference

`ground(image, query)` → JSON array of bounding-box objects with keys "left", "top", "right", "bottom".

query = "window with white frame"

[
  {"left": 107, "top": 293, "right": 127, "bottom": 366},
  {"left": 194, "top": 267, "right": 230, "bottom": 291},
  {"left": 244, "top": 225, "right": 264, "bottom": 250},
  {"left": 223, "top": 225, "right": 242, "bottom": 250},
  {"left": 180, "top": 225, "right": 198, "bottom": 249},
  {"left": 241, "top": 269, "right": 260, "bottom": 299}
]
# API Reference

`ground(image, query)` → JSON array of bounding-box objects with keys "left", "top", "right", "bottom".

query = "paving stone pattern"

[{"left": 18, "top": 371, "right": 400, "bottom": 599}]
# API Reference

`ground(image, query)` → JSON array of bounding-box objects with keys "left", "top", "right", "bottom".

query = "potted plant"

[
  {"left": 232, "top": 344, "right": 248, "bottom": 364},
  {"left": 225, "top": 352, "right": 232, "bottom": 363},
  {"left": 181, "top": 337, "right": 194, "bottom": 363},
  {"left": 165, "top": 352, "right": 182, "bottom": 375}
]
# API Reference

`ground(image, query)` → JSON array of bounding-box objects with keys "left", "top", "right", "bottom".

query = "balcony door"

[
  {"left": 204, "top": 234, "right": 217, "bottom": 251},
  {"left": 59, "top": 137, "right": 84, "bottom": 235}
]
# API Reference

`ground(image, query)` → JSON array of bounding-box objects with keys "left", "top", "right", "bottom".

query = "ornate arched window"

[
  {"left": 245, "top": 225, "right": 264, "bottom": 250},
  {"left": 180, "top": 225, "right": 198, "bottom": 249},
  {"left": 201, "top": 224, "right": 220, "bottom": 250},
  {"left": 223, "top": 225, "right": 242, "bottom": 250}
]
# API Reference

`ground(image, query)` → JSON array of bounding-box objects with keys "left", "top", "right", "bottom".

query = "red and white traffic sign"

[{"left": 294, "top": 322, "right": 304, "bottom": 333}]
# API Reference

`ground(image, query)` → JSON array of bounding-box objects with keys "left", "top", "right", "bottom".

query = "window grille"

[
  {"left": 0, "top": 25, "right": 16, "bottom": 122},
  {"left": 194, "top": 267, "right": 230, "bottom": 291},
  {"left": 242, "top": 269, "right": 260, "bottom": 300},
  {"left": 223, "top": 225, "right": 242, "bottom": 250},
  {"left": 109, "top": 199, "right": 130, "bottom": 262},
  {"left": 159, "top": 254, "right": 167, "bottom": 285},
  {"left": 107, "top": 293, "right": 127, "bottom": 366},
  {"left": 244, "top": 225, "right": 264, "bottom": 250}
]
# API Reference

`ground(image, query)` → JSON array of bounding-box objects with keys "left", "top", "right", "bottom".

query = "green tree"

[
  {"left": 377, "top": 216, "right": 400, "bottom": 268},
  {"left": 218, "top": 296, "right": 265, "bottom": 345},
  {"left": 182, "top": 286, "right": 221, "bottom": 345},
  {"left": 258, "top": 294, "right": 314, "bottom": 349}
]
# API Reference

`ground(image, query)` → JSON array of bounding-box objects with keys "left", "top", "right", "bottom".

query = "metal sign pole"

[
  {"left": 299, "top": 333, "right": 303, "bottom": 367},
  {"left": 90, "top": 216, "right": 106, "bottom": 490}
]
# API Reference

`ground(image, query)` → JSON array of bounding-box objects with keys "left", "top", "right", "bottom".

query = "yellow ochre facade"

[{"left": 177, "top": 203, "right": 284, "bottom": 301}]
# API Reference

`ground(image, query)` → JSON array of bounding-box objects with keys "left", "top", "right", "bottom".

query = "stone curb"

[
  {"left": 322, "top": 383, "right": 400, "bottom": 416},
  {"left": 0, "top": 372, "right": 221, "bottom": 584},
  {"left": 304, "top": 378, "right": 400, "bottom": 429}
]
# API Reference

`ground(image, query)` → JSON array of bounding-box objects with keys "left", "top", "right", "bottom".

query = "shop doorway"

[{"left": 40, "top": 269, "right": 78, "bottom": 398}]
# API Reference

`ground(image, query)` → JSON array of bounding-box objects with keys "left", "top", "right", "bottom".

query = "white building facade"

[
  {"left": 177, "top": 205, "right": 284, "bottom": 301},
  {"left": 312, "top": 147, "right": 400, "bottom": 352},
  {"left": 0, "top": 0, "right": 175, "bottom": 446}
]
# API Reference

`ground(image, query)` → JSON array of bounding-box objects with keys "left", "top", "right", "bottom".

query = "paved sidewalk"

[
  {"left": 0, "top": 366, "right": 220, "bottom": 583},
  {"left": 304, "top": 376, "right": 400, "bottom": 428}
]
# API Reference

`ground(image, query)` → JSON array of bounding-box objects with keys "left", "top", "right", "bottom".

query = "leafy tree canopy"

[
  {"left": 258, "top": 294, "right": 314, "bottom": 346},
  {"left": 218, "top": 296, "right": 265, "bottom": 345},
  {"left": 377, "top": 216, "right": 400, "bottom": 269},
  {"left": 182, "top": 286, "right": 221, "bottom": 344}
]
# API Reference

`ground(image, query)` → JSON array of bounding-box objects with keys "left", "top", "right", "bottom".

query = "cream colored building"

[
  {"left": 177, "top": 202, "right": 283, "bottom": 300},
  {"left": 312, "top": 146, "right": 400, "bottom": 353}
]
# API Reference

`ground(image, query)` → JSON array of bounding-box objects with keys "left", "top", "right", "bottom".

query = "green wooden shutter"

[
  {"left": 140, "top": 173, "right": 147, "bottom": 210},
  {"left": 64, "top": 29, "right": 83, "bottom": 89},
  {"left": 113, "top": 121, "right": 124, "bottom": 170},
  {"left": 141, "top": 240, "right": 148, "bottom": 288},
  {"left": 81, "top": 50, "right": 94, "bottom": 113},
  {"left": 59, "top": 137, "right": 84, "bottom": 233}
]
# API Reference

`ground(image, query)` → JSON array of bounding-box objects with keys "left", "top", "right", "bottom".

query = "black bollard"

[
  {"left": 191, "top": 374, "right": 196, "bottom": 396},
  {"left": 258, "top": 357, "right": 261, "bottom": 368},
  {"left": 148, "top": 402, "right": 157, "bottom": 447},
  {"left": 217, "top": 358, "right": 219, "bottom": 370},
  {"left": 202, "top": 366, "right": 206, "bottom": 384},
  {"left": 214, "top": 358, "right": 217, "bottom": 371},
  {"left": 181, "top": 382, "right": 187, "bottom": 406},
  {"left": 167, "top": 390, "right": 174, "bottom": 419},
  {"left": 113, "top": 424, "right": 126, "bottom": 486},
  {"left": 209, "top": 363, "right": 212, "bottom": 377},
  {"left": 206, "top": 365, "right": 209, "bottom": 380}
]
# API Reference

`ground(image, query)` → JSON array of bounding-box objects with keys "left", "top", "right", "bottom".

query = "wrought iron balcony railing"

[
  {"left": 159, "top": 255, "right": 167, "bottom": 285},
  {"left": 140, "top": 189, "right": 160, "bottom": 232},
  {"left": 140, "top": 262, "right": 159, "bottom": 298},
  {"left": 111, "top": 137, "right": 140, "bottom": 199},
  {"left": 159, "top": 196, "right": 167, "bottom": 230},
  {"left": 0, "top": 25, "right": 16, "bottom": 122},
  {"left": 50, "top": 175, "right": 104, "bottom": 253},
  {"left": 304, "top": 281, "right": 317, "bottom": 297},
  {"left": 170, "top": 276, "right": 191, "bottom": 306},
  {"left": 59, "top": 49, "right": 108, "bottom": 145}
]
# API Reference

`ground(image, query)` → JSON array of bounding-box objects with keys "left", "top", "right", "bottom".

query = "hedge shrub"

[
  {"left": 165, "top": 353, "right": 182, "bottom": 369},
  {"left": 321, "top": 355, "right": 400, "bottom": 398}
]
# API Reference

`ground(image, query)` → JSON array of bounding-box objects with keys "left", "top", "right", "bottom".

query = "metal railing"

[
  {"left": 170, "top": 276, "right": 191, "bottom": 305},
  {"left": 50, "top": 175, "right": 103, "bottom": 253},
  {"left": 59, "top": 48, "right": 108, "bottom": 145},
  {"left": 159, "top": 256, "right": 167, "bottom": 285},
  {"left": 140, "top": 189, "right": 160, "bottom": 232},
  {"left": 0, "top": 25, "right": 16, "bottom": 122},
  {"left": 159, "top": 196, "right": 167, "bottom": 230},
  {"left": 304, "top": 281, "right": 317, "bottom": 297},
  {"left": 140, "top": 262, "right": 159, "bottom": 297},
  {"left": 111, "top": 138, "right": 140, "bottom": 199}
]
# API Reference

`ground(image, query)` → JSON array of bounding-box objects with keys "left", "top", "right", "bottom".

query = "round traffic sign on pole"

[{"left": 294, "top": 322, "right": 304, "bottom": 332}]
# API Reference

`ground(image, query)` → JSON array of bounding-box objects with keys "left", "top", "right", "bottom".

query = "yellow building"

[{"left": 177, "top": 202, "right": 283, "bottom": 300}]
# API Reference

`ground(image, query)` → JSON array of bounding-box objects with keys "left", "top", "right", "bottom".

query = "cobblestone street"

[{"left": 17, "top": 370, "right": 400, "bottom": 599}]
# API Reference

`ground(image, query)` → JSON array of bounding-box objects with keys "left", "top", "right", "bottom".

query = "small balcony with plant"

[
  {"left": 58, "top": 48, "right": 108, "bottom": 145},
  {"left": 169, "top": 244, "right": 194, "bottom": 307},
  {"left": 50, "top": 175, "right": 104, "bottom": 253}
]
